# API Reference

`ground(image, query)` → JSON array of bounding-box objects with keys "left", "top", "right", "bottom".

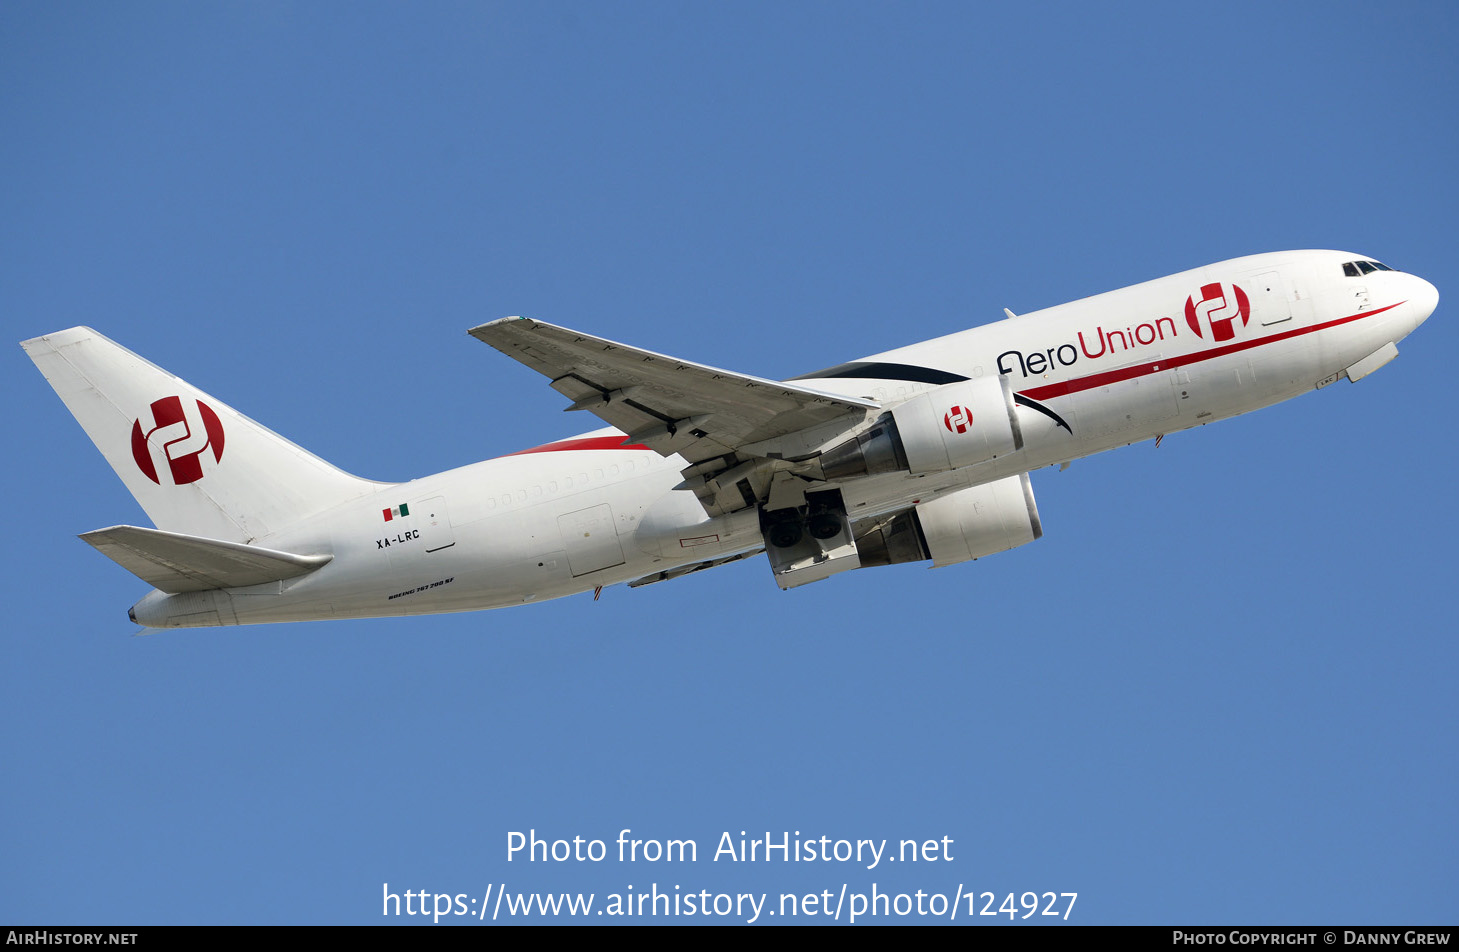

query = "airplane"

[{"left": 21, "top": 250, "right": 1438, "bottom": 629}]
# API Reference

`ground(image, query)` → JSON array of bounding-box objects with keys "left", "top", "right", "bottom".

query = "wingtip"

[{"left": 466, "top": 316, "right": 530, "bottom": 338}]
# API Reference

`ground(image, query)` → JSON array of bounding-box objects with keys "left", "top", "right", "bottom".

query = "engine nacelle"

[
  {"left": 820, "top": 376, "right": 1022, "bottom": 480},
  {"left": 851, "top": 473, "right": 1042, "bottom": 569}
]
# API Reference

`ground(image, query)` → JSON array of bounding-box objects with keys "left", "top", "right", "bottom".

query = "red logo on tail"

[
  {"left": 130, "top": 396, "right": 226, "bottom": 485},
  {"left": 1184, "top": 282, "right": 1251, "bottom": 342}
]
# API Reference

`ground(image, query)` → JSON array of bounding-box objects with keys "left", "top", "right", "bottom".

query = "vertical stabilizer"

[{"left": 22, "top": 327, "right": 381, "bottom": 542}]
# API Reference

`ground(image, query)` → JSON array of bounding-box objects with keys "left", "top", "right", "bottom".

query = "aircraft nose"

[{"left": 1408, "top": 274, "right": 1439, "bottom": 326}]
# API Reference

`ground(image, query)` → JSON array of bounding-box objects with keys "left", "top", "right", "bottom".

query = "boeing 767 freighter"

[{"left": 22, "top": 250, "right": 1437, "bottom": 628}]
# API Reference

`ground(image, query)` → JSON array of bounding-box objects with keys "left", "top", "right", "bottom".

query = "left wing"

[{"left": 469, "top": 317, "right": 878, "bottom": 469}]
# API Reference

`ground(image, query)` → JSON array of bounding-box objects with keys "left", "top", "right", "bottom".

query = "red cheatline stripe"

[
  {"left": 502, "top": 435, "right": 653, "bottom": 457},
  {"left": 1019, "top": 301, "right": 1405, "bottom": 402}
]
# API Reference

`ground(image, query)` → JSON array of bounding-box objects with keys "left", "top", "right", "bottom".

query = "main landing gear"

[
  {"left": 761, "top": 489, "right": 847, "bottom": 549},
  {"left": 757, "top": 489, "right": 859, "bottom": 590}
]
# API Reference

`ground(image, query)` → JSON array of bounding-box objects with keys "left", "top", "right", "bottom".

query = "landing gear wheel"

[
  {"left": 767, "top": 513, "right": 805, "bottom": 548},
  {"left": 807, "top": 511, "right": 842, "bottom": 540}
]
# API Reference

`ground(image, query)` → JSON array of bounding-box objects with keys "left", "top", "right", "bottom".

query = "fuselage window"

[
  {"left": 1356, "top": 260, "right": 1376, "bottom": 275},
  {"left": 1343, "top": 262, "right": 1361, "bottom": 277}
]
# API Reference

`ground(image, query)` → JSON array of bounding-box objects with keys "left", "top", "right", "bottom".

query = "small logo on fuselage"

[{"left": 130, "top": 396, "right": 225, "bottom": 485}]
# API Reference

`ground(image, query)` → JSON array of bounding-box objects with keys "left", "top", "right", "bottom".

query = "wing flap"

[{"left": 80, "top": 525, "right": 332, "bottom": 593}]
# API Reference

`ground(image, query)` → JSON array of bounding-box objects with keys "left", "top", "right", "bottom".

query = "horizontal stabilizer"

[{"left": 80, "top": 525, "right": 332, "bottom": 593}]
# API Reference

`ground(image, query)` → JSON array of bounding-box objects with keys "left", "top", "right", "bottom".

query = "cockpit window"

[{"left": 1343, "top": 259, "right": 1394, "bottom": 277}]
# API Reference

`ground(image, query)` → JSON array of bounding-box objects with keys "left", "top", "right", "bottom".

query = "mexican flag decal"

[{"left": 382, "top": 503, "right": 410, "bottom": 522}]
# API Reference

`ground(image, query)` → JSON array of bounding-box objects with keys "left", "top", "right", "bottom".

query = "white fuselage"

[{"left": 129, "top": 250, "right": 1436, "bottom": 627}]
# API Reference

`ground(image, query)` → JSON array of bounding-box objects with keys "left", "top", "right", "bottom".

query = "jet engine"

[
  {"left": 818, "top": 375, "right": 1023, "bottom": 481},
  {"left": 761, "top": 473, "right": 1043, "bottom": 588},
  {"left": 853, "top": 473, "right": 1042, "bottom": 569}
]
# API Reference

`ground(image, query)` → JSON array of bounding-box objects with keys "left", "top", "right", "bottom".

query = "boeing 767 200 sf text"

[{"left": 22, "top": 250, "right": 1437, "bottom": 629}]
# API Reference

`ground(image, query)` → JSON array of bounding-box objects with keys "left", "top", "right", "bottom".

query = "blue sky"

[{"left": 3, "top": 1, "right": 1456, "bottom": 925}]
